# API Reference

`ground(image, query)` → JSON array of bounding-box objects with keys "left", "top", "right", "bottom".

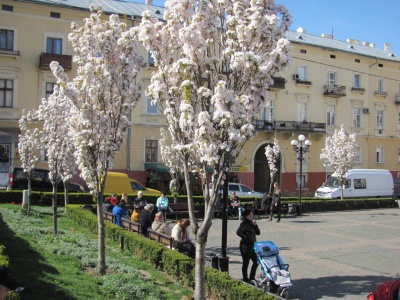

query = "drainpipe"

[
  {"left": 127, "top": 113, "right": 131, "bottom": 171},
  {"left": 366, "top": 57, "right": 379, "bottom": 169}
]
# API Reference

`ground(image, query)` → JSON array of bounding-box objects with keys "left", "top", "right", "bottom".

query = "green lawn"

[{"left": 0, "top": 204, "right": 192, "bottom": 300}]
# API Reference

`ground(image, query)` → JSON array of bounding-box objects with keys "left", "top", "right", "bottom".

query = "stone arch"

[{"left": 253, "top": 141, "right": 281, "bottom": 193}]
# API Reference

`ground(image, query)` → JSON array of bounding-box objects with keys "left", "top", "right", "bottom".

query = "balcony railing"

[
  {"left": 39, "top": 52, "right": 72, "bottom": 71},
  {"left": 323, "top": 84, "right": 346, "bottom": 97},
  {"left": 253, "top": 120, "right": 326, "bottom": 134},
  {"left": 269, "top": 76, "right": 285, "bottom": 89}
]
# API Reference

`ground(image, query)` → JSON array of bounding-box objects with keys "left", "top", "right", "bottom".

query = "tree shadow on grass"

[{"left": 0, "top": 214, "right": 74, "bottom": 300}]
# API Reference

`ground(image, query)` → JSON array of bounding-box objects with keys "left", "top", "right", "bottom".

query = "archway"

[{"left": 254, "top": 143, "right": 281, "bottom": 193}]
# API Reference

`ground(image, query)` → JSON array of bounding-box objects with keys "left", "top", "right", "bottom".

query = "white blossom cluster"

[
  {"left": 18, "top": 115, "right": 42, "bottom": 177},
  {"left": 51, "top": 6, "right": 146, "bottom": 194},
  {"left": 320, "top": 124, "right": 359, "bottom": 182},
  {"left": 132, "top": 0, "right": 291, "bottom": 199},
  {"left": 265, "top": 137, "right": 280, "bottom": 190}
]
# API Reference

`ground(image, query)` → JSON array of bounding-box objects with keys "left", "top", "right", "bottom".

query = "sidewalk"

[{"left": 200, "top": 208, "right": 400, "bottom": 300}]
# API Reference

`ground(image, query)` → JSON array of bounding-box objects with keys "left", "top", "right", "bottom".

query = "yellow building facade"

[{"left": 1, "top": 0, "right": 399, "bottom": 196}]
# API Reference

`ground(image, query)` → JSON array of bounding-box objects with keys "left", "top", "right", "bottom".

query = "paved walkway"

[{"left": 199, "top": 208, "right": 400, "bottom": 300}]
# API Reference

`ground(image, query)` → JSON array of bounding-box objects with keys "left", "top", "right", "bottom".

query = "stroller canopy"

[{"left": 367, "top": 279, "right": 400, "bottom": 300}]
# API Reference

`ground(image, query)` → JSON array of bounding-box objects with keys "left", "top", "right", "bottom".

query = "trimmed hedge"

[{"left": 66, "top": 205, "right": 273, "bottom": 299}]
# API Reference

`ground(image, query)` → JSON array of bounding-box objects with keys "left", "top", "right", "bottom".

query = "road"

[{"left": 200, "top": 208, "right": 400, "bottom": 300}]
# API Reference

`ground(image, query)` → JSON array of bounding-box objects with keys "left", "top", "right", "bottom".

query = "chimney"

[
  {"left": 146, "top": 0, "right": 153, "bottom": 4},
  {"left": 362, "top": 41, "right": 369, "bottom": 46},
  {"left": 369, "top": 43, "right": 376, "bottom": 48},
  {"left": 296, "top": 27, "right": 307, "bottom": 34},
  {"left": 321, "top": 33, "right": 333, "bottom": 39},
  {"left": 384, "top": 42, "right": 390, "bottom": 52},
  {"left": 346, "top": 38, "right": 360, "bottom": 45}
]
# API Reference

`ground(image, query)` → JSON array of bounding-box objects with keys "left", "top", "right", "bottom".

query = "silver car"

[{"left": 210, "top": 183, "right": 264, "bottom": 197}]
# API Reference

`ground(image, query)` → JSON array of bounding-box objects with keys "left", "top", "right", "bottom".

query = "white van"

[{"left": 315, "top": 169, "right": 393, "bottom": 199}]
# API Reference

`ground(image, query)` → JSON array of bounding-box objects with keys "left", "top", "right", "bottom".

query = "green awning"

[{"left": 144, "top": 162, "right": 169, "bottom": 172}]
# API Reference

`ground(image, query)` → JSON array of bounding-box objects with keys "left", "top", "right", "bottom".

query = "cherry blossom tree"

[
  {"left": 18, "top": 116, "right": 42, "bottom": 216},
  {"left": 320, "top": 124, "right": 359, "bottom": 199},
  {"left": 51, "top": 6, "right": 146, "bottom": 274},
  {"left": 265, "top": 137, "right": 280, "bottom": 192},
  {"left": 133, "top": 0, "right": 291, "bottom": 297}
]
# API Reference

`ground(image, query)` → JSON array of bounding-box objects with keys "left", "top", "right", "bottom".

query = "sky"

[{"left": 132, "top": 0, "right": 400, "bottom": 55}]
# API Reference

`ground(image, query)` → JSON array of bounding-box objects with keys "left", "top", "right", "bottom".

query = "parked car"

[
  {"left": 104, "top": 172, "right": 161, "bottom": 195},
  {"left": 315, "top": 169, "right": 394, "bottom": 199},
  {"left": 6, "top": 167, "right": 84, "bottom": 192},
  {"left": 209, "top": 182, "right": 264, "bottom": 197},
  {"left": 393, "top": 178, "right": 400, "bottom": 199}
]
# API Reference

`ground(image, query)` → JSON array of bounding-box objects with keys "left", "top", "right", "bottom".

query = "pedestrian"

[
  {"left": 112, "top": 199, "right": 128, "bottom": 227},
  {"left": 236, "top": 209, "right": 260, "bottom": 283},
  {"left": 228, "top": 191, "right": 242, "bottom": 219},
  {"left": 171, "top": 219, "right": 195, "bottom": 258},
  {"left": 269, "top": 182, "right": 282, "bottom": 222},
  {"left": 151, "top": 212, "right": 171, "bottom": 235},
  {"left": 156, "top": 192, "right": 169, "bottom": 214},
  {"left": 133, "top": 191, "right": 147, "bottom": 208},
  {"left": 139, "top": 204, "right": 154, "bottom": 236}
]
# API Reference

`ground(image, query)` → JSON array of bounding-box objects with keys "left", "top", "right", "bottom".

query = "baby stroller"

[{"left": 250, "top": 240, "right": 292, "bottom": 299}]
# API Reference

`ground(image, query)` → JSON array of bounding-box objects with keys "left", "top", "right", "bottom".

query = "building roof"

[
  {"left": 285, "top": 30, "right": 400, "bottom": 62},
  {"left": 20, "top": 0, "right": 165, "bottom": 18},
  {"left": 19, "top": 1, "right": 400, "bottom": 62}
]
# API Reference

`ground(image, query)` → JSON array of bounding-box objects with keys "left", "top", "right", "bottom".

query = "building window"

[
  {"left": 330, "top": 55, "right": 336, "bottom": 59},
  {"left": 297, "top": 102, "right": 307, "bottom": 122},
  {"left": 297, "top": 174, "right": 306, "bottom": 188},
  {"left": 297, "top": 66, "right": 308, "bottom": 81},
  {"left": 146, "top": 97, "right": 158, "bottom": 115},
  {"left": 46, "top": 83, "right": 56, "bottom": 99},
  {"left": 1, "top": 5, "right": 13, "bottom": 11},
  {"left": 148, "top": 51, "right": 155, "bottom": 67},
  {"left": 300, "top": 49, "right": 306, "bottom": 54},
  {"left": 145, "top": 140, "right": 158, "bottom": 162},
  {"left": 355, "top": 146, "right": 361, "bottom": 164},
  {"left": 377, "top": 77, "right": 385, "bottom": 93},
  {"left": 355, "top": 59, "right": 360, "bottom": 63},
  {"left": 327, "top": 72, "right": 337, "bottom": 85},
  {"left": 0, "top": 29, "right": 14, "bottom": 51},
  {"left": 398, "top": 112, "right": 400, "bottom": 130},
  {"left": 0, "top": 144, "right": 10, "bottom": 163},
  {"left": 378, "top": 63, "right": 383, "bottom": 68},
  {"left": 376, "top": 109, "right": 384, "bottom": 129},
  {"left": 353, "top": 108, "right": 361, "bottom": 128},
  {"left": 376, "top": 146, "right": 384, "bottom": 164},
  {"left": 326, "top": 105, "right": 335, "bottom": 126},
  {"left": 0, "top": 79, "right": 13, "bottom": 107},
  {"left": 50, "top": 12, "right": 61, "bottom": 18},
  {"left": 398, "top": 147, "right": 400, "bottom": 164},
  {"left": 46, "top": 37, "right": 62, "bottom": 54},
  {"left": 264, "top": 100, "right": 274, "bottom": 121},
  {"left": 354, "top": 74, "right": 361, "bottom": 88}
]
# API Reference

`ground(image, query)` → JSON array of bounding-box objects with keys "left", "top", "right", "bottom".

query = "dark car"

[
  {"left": 393, "top": 178, "right": 400, "bottom": 199},
  {"left": 6, "top": 167, "right": 84, "bottom": 192}
]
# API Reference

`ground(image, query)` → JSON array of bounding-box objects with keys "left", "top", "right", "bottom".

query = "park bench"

[
  {"left": 104, "top": 211, "right": 115, "bottom": 222},
  {"left": 147, "top": 229, "right": 174, "bottom": 249},
  {"left": 252, "top": 203, "right": 290, "bottom": 219},
  {"left": 103, "top": 211, "right": 142, "bottom": 234},
  {"left": 165, "top": 203, "right": 199, "bottom": 220}
]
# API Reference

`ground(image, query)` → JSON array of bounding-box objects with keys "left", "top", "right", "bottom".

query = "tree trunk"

[
  {"left": 64, "top": 181, "right": 70, "bottom": 213},
  {"left": 27, "top": 178, "right": 31, "bottom": 217},
  {"left": 96, "top": 192, "right": 106, "bottom": 275},
  {"left": 52, "top": 184, "right": 58, "bottom": 235}
]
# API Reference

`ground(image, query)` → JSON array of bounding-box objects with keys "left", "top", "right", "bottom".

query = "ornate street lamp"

[{"left": 291, "top": 134, "right": 312, "bottom": 215}]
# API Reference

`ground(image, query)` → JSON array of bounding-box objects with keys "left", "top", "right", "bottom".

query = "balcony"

[
  {"left": 253, "top": 120, "right": 326, "bottom": 134},
  {"left": 39, "top": 52, "right": 72, "bottom": 71},
  {"left": 323, "top": 84, "right": 346, "bottom": 97},
  {"left": 268, "top": 76, "right": 285, "bottom": 90}
]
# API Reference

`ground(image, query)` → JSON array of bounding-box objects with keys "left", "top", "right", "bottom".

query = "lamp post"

[{"left": 290, "top": 134, "right": 312, "bottom": 215}]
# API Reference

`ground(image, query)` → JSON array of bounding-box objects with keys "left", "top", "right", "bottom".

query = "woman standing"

[
  {"left": 236, "top": 209, "right": 260, "bottom": 283},
  {"left": 269, "top": 182, "right": 282, "bottom": 222}
]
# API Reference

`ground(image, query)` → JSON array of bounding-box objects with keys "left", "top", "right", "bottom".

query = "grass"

[{"left": 0, "top": 204, "right": 193, "bottom": 300}]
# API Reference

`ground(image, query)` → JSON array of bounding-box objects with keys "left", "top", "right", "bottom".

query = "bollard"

[
  {"left": 211, "top": 256, "right": 219, "bottom": 269},
  {"left": 218, "top": 256, "right": 229, "bottom": 273},
  {"left": 119, "top": 236, "right": 124, "bottom": 250}
]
